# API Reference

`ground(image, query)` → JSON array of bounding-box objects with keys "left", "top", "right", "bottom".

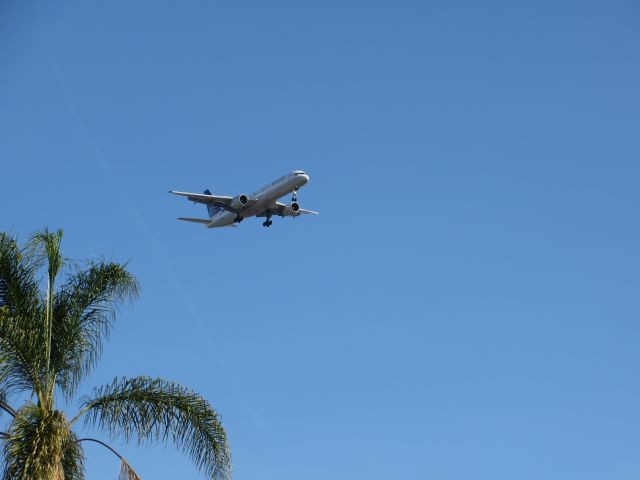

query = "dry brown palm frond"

[{"left": 119, "top": 458, "right": 141, "bottom": 480}]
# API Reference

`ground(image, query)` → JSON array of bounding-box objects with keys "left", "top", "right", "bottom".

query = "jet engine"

[
  {"left": 281, "top": 202, "right": 301, "bottom": 216},
  {"left": 230, "top": 194, "right": 249, "bottom": 210}
]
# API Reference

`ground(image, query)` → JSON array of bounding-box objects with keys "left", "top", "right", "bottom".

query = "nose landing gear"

[{"left": 292, "top": 187, "right": 298, "bottom": 203}]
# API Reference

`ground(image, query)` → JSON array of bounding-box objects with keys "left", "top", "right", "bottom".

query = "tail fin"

[{"left": 203, "top": 189, "right": 222, "bottom": 218}]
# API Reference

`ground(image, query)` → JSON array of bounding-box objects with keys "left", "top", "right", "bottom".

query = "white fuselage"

[{"left": 208, "top": 172, "right": 309, "bottom": 227}]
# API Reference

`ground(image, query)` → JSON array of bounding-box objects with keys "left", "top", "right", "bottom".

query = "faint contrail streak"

[{"left": 33, "top": 0, "right": 267, "bottom": 432}]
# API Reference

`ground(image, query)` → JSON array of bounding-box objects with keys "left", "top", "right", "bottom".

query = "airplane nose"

[{"left": 302, "top": 174, "right": 310, "bottom": 184}]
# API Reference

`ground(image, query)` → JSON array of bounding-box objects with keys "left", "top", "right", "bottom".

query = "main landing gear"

[
  {"left": 262, "top": 209, "right": 273, "bottom": 227},
  {"left": 235, "top": 215, "right": 244, "bottom": 223}
]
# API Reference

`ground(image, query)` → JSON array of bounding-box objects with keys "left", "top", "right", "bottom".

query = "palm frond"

[
  {"left": 61, "top": 430, "right": 85, "bottom": 480},
  {"left": 3, "top": 403, "right": 70, "bottom": 480},
  {"left": 119, "top": 459, "right": 141, "bottom": 480},
  {"left": 26, "top": 228, "right": 66, "bottom": 404},
  {"left": 26, "top": 228, "right": 64, "bottom": 285},
  {"left": 78, "top": 376, "right": 231, "bottom": 480},
  {"left": 0, "top": 233, "right": 46, "bottom": 397},
  {"left": 0, "top": 309, "right": 45, "bottom": 397},
  {"left": 51, "top": 261, "right": 139, "bottom": 398},
  {"left": 0, "top": 233, "right": 40, "bottom": 310}
]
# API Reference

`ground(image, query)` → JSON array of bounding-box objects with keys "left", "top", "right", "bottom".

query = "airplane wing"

[
  {"left": 177, "top": 217, "right": 238, "bottom": 228},
  {"left": 177, "top": 217, "right": 210, "bottom": 224},
  {"left": 169, "top": 191, "right": 233, "bottom": 205},
  {"left": 298, "top": 208, "right": 319, "bottom": 215},
  {"left": 257, "top": 202, "right": 319, "bottom": 216},
  {"left": 169, "top": 190, "right": 260, "bottom": 215},
  {"left": 275, "top": 201, "right": 319, "bottom": 215}
]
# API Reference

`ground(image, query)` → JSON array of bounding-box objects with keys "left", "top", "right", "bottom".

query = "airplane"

[{"left": 169, "top": 170, "right": 318, "bottom": 228}]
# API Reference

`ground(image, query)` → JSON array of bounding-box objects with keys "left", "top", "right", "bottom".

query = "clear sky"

[{"left": 1, "top": 0, "right": 640, "bottom": 478}]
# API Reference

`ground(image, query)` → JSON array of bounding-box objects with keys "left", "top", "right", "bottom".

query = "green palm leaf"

[
  {"left": 78, "top": 376, "right": 231, "bottom": 480},
  {"left": 51, "top": 261, "right": 139, "bottom": 398},
  {"left": 0, "top": 233, "right": 46, "bottom": 398}
]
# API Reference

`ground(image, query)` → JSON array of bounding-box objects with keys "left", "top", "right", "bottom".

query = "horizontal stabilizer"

[
  {"left": 177, "top": 217, "right": 211, "bottom": 225},
  {"left": 169, "top": 190, "right": 233, "bottom": 204}
]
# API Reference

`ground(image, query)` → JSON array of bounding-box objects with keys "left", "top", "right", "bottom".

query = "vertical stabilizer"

[{"left": 203, "top": 189, "right": 222, "bottom": 218}]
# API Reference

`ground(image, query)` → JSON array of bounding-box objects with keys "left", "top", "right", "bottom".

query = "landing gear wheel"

[
  {"left": 292, "top": 187, "right": 298, "bottom": 203},
  {"left": 263, "top": 210, "right": 273, "bottom": 227},
  {"left": 235, "top": 215, "right": 244, "bottom": 223}
]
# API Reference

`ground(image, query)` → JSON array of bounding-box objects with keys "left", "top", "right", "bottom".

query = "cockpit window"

[{"left": 294, "top": 171, "right": 305, "bottom": 176}]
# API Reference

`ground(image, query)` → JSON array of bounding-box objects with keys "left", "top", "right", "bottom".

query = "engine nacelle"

[
  {"left": 230, "top": 194, "right": 249, "bottom": 210},
  {"left": 281, "top": 202, "right": 301, "bottom": 217}
]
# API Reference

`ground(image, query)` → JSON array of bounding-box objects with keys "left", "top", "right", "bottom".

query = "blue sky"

[{"left": 2, "top": 0, "right": 640, "bottom": 478}]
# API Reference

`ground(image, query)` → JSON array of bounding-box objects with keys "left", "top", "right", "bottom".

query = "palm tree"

[{"left": 0, "top": 229, "right": 230, "bottom": 480}]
